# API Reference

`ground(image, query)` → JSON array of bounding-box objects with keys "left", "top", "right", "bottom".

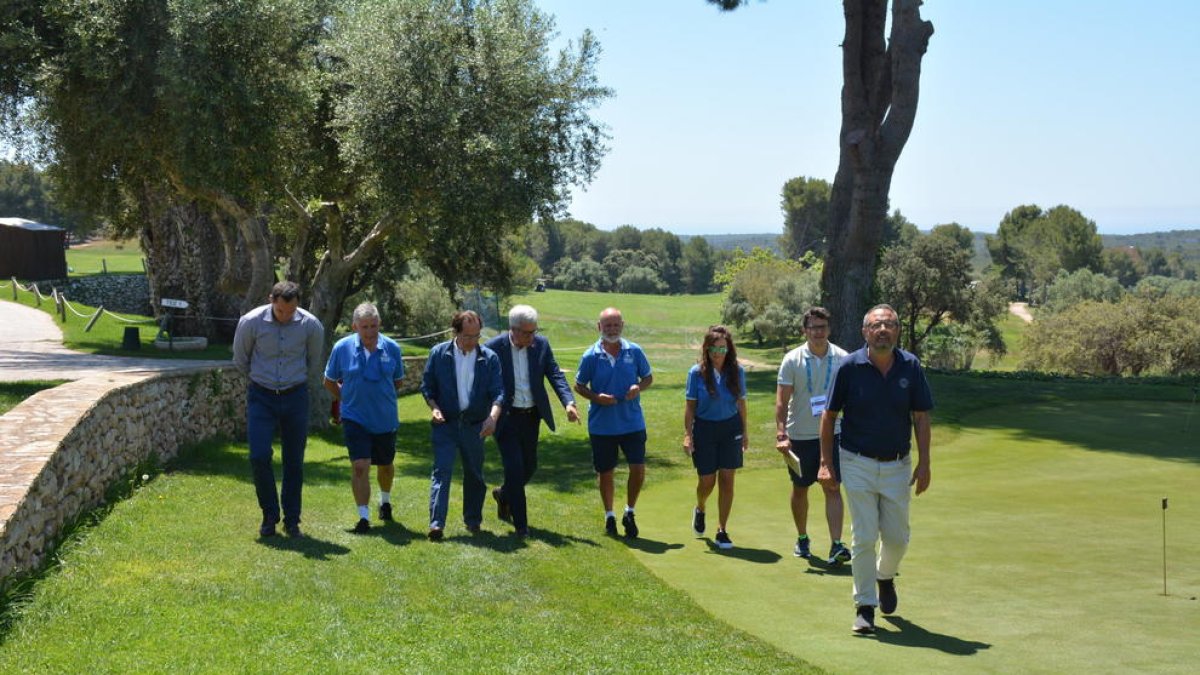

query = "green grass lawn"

[
  {"left": 65, "top": 239, "right": 146, "bottom": 276},
  {"left": 3, "top": 289, "right": 1199, "bottom": 671},
  {"left": 972, "top": 311, "right": 1029, "bottom": 372}
]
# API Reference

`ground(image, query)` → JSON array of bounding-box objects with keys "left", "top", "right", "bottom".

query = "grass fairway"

[
  {"left": 3, "top": 288, "right": 1199, "bottom": 671},
  {"left": 631, "top": 399, "right": 1200, "bottom": 673},
  {"left": 66, "top": 239, "right": 145, "bottom": 276}
]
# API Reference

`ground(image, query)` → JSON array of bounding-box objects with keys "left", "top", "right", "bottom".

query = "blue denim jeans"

[
  {"left": 247, "top": 385, "right": 309, "bottom": 526},
  {"left": 429, "top": 419, "right": 487, "bottom": 530}
]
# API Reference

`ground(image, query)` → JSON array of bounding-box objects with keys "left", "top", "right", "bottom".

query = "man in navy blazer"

[
  {"left": 420, "top": 310, "right": 503, "bottom": 541},
  {"left": 485, "top": 305, "right": 579, "bottom": 536}
]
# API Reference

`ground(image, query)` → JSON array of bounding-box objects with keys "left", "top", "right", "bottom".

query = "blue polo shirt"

[
  {"left": 827, "top": 346, "right": 933, "bottom": 456},
  {"left": 324, "top": 333, "right": 405, "bottom": 434},
  {"left": 575, "top": 338, "right": 652, "bottom": 435},
  {"left": 685, "top": 364, "right": 746, "bottom": 421}
]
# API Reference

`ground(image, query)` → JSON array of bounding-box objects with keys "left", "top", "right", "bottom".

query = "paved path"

[
  {"left": 0, "top": 300, "right": 229, "bottom": 382},
  {"left": 1008, "top": 301, "right": 1034, "bottom": 323}
]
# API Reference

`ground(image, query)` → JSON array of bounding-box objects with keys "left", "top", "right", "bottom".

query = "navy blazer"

[
  {"left": 484, "top": 333, "right": 574, "bottom": 432},
  {"left": 420, "top": 340, "right": 504, "bottom": 424}
]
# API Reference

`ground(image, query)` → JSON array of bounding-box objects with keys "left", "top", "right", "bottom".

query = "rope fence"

[{"left": 6, "top": 278, "right": 457, "bottom": 343}]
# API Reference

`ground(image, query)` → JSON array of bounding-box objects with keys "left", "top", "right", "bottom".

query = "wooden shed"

[{"left": 0, "top": 217, "right": 68, "bottom": 280}]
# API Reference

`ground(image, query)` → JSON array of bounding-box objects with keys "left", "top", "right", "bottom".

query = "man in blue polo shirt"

[
  {"left": 574, "top": 307, "right": 653, "bottom": 538},
  {"left": 323, "top": 302, "right": 405, "bottom": 534},
  {"left": 819, "top": 303, "right": 933, "bottom": 635}
]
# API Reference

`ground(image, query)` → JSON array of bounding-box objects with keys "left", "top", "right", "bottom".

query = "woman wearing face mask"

[{"left": 682, "top": 324, "right": 748, "bottom": 550}]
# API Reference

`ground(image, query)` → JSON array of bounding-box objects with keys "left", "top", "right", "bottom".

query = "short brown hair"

[
  {"left": 803, "top": 306, "right": 830, "bottom": 329},
  {"left": 452, "top": 310, "right": 482, "bottom": 334}
]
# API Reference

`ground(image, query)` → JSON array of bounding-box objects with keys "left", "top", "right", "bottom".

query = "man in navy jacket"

[
  {"left": 485, "top": 305, "right": 579, "bottom": 536},
  {"left": 420, "top": 310, "right": 503, "bottom": 541}
]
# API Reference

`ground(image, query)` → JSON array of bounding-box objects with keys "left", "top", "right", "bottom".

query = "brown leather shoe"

[{"left": 428, "top": 527, "right": 444, "bottom": 542}]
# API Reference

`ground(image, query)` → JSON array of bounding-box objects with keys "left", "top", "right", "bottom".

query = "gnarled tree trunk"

[{"left": 139, "top": 191, "right": 250, "bottom": 342}]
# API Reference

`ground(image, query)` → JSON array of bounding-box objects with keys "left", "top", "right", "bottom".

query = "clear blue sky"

[{"left": 537, "top": 0, "right": 1200, "bottom": 236}]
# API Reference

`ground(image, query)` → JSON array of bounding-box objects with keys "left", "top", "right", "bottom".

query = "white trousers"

[{"left": 840, "top": 448, "right": 912, "bottom": 607}]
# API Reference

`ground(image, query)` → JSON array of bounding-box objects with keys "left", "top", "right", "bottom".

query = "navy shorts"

[
  {"left": 343, "top": 419, "right": 397, "bottom": 465},
  {"left": 787, "top": 435, "right": 840, "bottom": 487},
  {"left": 590, "top": 430, "right": 647, "bottom": 473},
  {"left": 691, "top": 415, "right": 744, "bottom": 475}
]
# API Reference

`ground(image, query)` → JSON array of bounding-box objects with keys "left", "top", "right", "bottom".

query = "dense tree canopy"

[
  {"left": 4, "top": 0, "right": 610, "bottom": 346},
  {"left": 875, "top": 228, "right": 1006, "bottom": 359},
  {"left": 987, "top": 204, "right": 1103, "bottom": 302},
  {"left": 0, "top": 160, "right": 95, "bottom": 234},
  {"left": 778, "top": 176, "right": 831, "bottom": 259}
]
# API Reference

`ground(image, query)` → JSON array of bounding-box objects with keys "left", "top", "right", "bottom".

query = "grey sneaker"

[
  {"left": 794, "top": 535, "right": 811, "bottom": 558},
  {"left": 853, "top": 605, "right": 876, "bottom": 635},
  {"left": 715, "top": 530, "right": 733, "bottom": 550},
  {"left": 828, "top": 541, "right": 851, "bottom": 565},
  {"left": 878, "top": 578, "right": 898, "bottom": 614},
  {"left": 692, "top": 508, "right": 706, "bottom": 536}
]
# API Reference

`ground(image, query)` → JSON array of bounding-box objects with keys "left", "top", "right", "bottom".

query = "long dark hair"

[{"left": 699, "top": 325, "right": 740, "bottom": 397}]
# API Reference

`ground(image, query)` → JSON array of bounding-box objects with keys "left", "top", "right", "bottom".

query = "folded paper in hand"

[{"left": 784, "top": 449, "right": 802, "bottom": 476}]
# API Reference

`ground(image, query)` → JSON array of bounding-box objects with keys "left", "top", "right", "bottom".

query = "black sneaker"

[
  {"left": 378, "top": 502, "right": 393, "bottom": 522},
  {"left": 853, "top": 605, "right": 876, "bottom": 634},
  {"left": 259, "top": 515, "right": 279, "bottom": 537},
  {"left": 828, "top": 541, "right": 851, "bottom": 565},
  {"left": 428, "top": 527, "right": 444, "bottom": 542},
  {"left": 794, "top": 535, "right": 811, "bottom": 558},
  {"left": 692, "top": 508, "right": 706, "bottom": 536},
  {"left": 715, "top": 529, "right": 733, "bottom": 550},
  {"left": 493, "top": 487, "right": 511, "bottom": 522},
  {"left": 621, "top": 511, "right": 639, "bottom": 539},
  {"left": 353, "top": 518, "right": 371, "bottom": 534},
  {"left": 284, "top": 523, "right": 303, "bottom": 538},
  {"left": 878, "top": 578, "right": 898, "bottom": 615},
  {"left": 605, "top": 515, "right": 618, "bottom": 536}
]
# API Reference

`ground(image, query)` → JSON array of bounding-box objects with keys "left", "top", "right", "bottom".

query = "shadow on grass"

[
  {"left": 801, "top": 557, "right": 852, "bottom": 576},
  {"left": 875, "top": 615, "right": 992, "bottom": 655},
  {"left": 701, "top": 539, "right": 782, "bottom": 564},
  {"left": 623, "top": 536, "right": 685, "bottom": 555},
  {"left": 172, "top": 438, "right": 354, "bottom": 487},
  {"left": 258, "top": 534, "right": 351, "bottom": 561},
  {"left": 343, "top": 520, "right": 420, "bottom": 547}
]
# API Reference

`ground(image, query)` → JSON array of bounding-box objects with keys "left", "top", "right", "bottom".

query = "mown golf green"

[{"left": 1, "top": 289, "right": 1196, "bottom": 672}]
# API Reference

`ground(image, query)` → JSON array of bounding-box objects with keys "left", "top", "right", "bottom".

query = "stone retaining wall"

[
  {"left": 64, "top": 273, "right": 151, "bottom": 316},
  {"left": 0, "top": 356, "right": 427, "bottom": 586}
]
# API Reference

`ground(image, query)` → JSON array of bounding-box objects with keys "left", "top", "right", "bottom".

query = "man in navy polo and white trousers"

[
  {"left": 819, "top": 303, "right": 933, "bottom": 635},
  {"left": 485, "top": 304, "right": 579, "bottom": 537}
]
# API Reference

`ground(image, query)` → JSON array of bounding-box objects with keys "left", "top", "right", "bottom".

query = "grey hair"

[
  {"left": 862, "top": 303, "right": 897, "bottom": 326},
  {"left": 508, "top": 304, "right": 539, "bottom": 327},
  {"left": 352, "top": 302, "right": 381, "bottom": 324}
]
